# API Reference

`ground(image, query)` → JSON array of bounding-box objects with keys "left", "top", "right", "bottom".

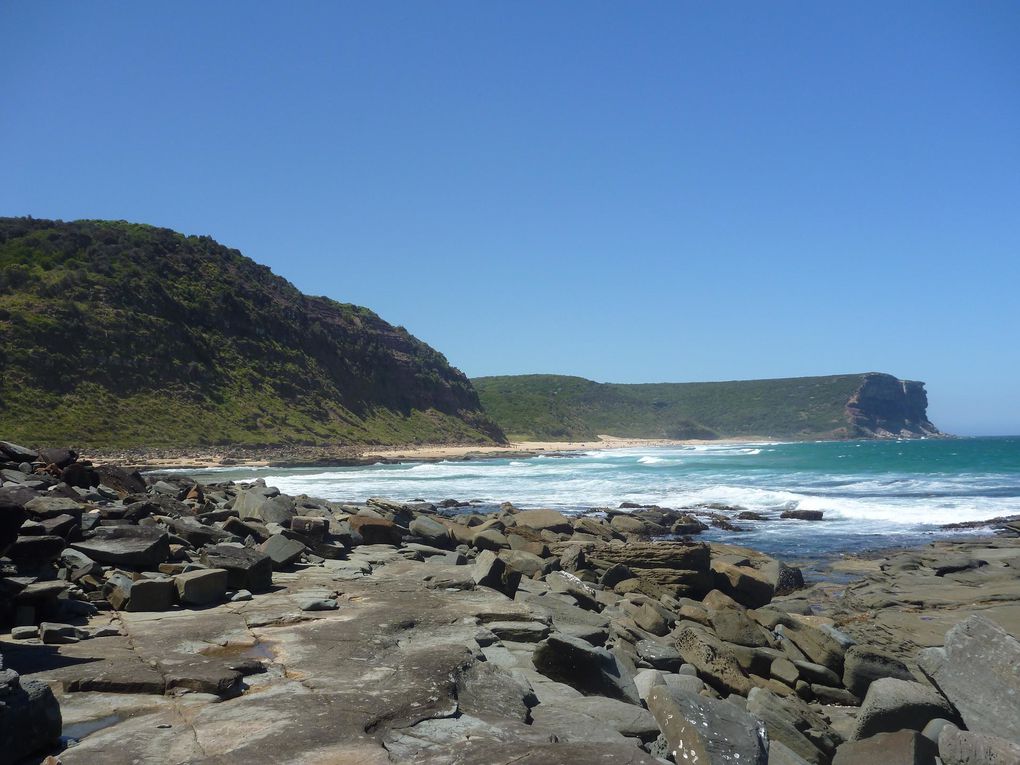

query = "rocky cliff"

[
  {"left": 473, "top": 373, "right": 941, "bottom": 441},
  {"left": 0, "top": 217, "right": 505, "bottom": 447},
  {"left": 846, "top": 373, "right": 941, "bottom": 438}
]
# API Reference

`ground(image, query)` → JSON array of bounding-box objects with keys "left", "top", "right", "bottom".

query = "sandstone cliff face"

[{"left": 845, "top": 374, "right": 941, "bottom": 438}]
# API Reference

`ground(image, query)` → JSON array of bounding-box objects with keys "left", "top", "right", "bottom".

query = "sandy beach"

[{"left": 83, "top": 435, "right": 752, "bottom": 471}]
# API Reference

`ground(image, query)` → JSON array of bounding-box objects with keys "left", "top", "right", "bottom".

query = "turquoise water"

[{"left": 182, "top": 437, "right": 1020, "bottom": 559}]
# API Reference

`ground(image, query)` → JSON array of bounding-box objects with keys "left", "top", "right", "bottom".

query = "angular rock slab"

[
  {"left": 201, "top": 544, "right": 273, "bottom": 592},
  {"left": 646, "top": 685, "right": 768, "bottom": 765},
  {"left": 71, "top": 525, "right": 170, "bottom": 568},
  {"left": 918, "top": 614, "right": 1020, "bottom": 744}
]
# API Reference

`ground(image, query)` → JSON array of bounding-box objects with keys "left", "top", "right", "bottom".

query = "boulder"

[
  {"left": 673, "top": 624, "right": 753, "bottom": 695},
  {"left": 646, "top": 685, "right": 768, "bottom": 764},
  {"left": 635, "top": 639, "right": 683, "bottom": 671},
  {"left": 917, "top": 615, "right": 1020, "bottom": 744},
  {"left": 532, "top": 633, "right": 640, "bottom": 704},
  {"left": 5, "top": 535, "right": 65, "bottom": 562},
  {"left": 0, "top": 497, "right": 27, "bottom": 554},
  {"left": 499, "top": 549, "right": 552, "bottom": 577},
  {"left": 348, "top": 515, "right": 403, "bottom": 545},
  {"left": 37, "top": 446, "right": 76, "bottom": 468},
  {"left": 781, "top": 510, "right": 824, "bottom": 521},
  {"left": 833, "top": 729, "right": 937, "bottom": 765},
  {"left": 0, "top": 441, "right": 37, "bottom": 462},
  {"left": 746, "top": 687, "right": 841, "bottom": 764},
  {"left": 24, "top": 495, "right": 85, "bottom": 519},
  {"left": 0, "top": 663, "right": 61, "bottom": 763},
  {"left": 938, "top": 724, "right": 1020, "bottom": 765},
  {"left": 163, "top": 516, "right": 234, "bottom": 548},
  {"left": 512, "top": 508, "right": 574, "bottom": 534},
  {"left": 62, "top": 461, "right": 100, "bottom": 488},
  {"left": 260, "top": 534, "right": 306, "bottom": 569},
  {"left": 408, "top": 515, "right": 451, "bottom": 547},
  {"left": 553, "top": 696, "right": 659, "bottom": 742},
  {"left": 842, "top": 644, "right": 915, "bottom": 698},
  {"left": 234, "top": 489, "right": 297, "bottom": 526},
  {"left": 472, "top": 550, "right": 521, "bottom": 598},
  {"left": 174, "top": 568, "right": 228, "bottom": 605},
  {"left": 201, "top": 544, "right": 273, "bottom": 592},
  {"left": 851, "top": 678, "right": 959, "bottom": 740},
  {"left": 711, "top": 560, "right": 776, "bottom": 608},
  {"left": 108, "top": 575, "right": 176, "bottom": 612},
  {"left": 71, "top": 525, "right": 170, "bottom": 568}
]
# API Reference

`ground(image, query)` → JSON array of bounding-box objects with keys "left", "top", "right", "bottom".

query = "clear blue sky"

[{"left": 2, "top": 3, "right": 1018, "bottom": 435}]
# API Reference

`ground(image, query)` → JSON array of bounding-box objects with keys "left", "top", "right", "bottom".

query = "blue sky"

[{"left": 2, "top": 3, "right": 1018, "bottom": 435}]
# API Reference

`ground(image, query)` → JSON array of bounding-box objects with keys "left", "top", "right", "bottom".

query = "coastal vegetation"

[
  {"left": 0, "top": 218, "right": 504, "bottom": 448},
  {"left": 473, "top": 373, "right": 939, "bottom": 441}
]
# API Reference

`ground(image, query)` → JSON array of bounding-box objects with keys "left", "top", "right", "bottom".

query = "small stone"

[
  {"left": 230, "top": 589, "right": 253, "bottom": 602},
  {"left": 299, "top": 598, "right": 338, "bottom": 611},
  {"left": 11, "top": 626, "right": 38, "bottom": 640}
]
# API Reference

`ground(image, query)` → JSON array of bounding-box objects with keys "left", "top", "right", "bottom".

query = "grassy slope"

[
  {"left": 0, "top": 218, "right": 504, "bottom": 448},
  {"left": 472, "top": 374, "right": 869, "bottom": 441}
]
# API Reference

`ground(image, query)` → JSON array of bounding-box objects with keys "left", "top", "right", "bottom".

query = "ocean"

[{"left": 181, "top": 436, "right": 1020, "bottom": 560}]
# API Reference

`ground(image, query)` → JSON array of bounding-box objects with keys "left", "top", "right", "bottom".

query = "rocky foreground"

[{"left": 1, "top": 442, "right": 1019, "bottom": 764}]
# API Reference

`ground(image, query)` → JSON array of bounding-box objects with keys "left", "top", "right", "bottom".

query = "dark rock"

[
  {"left": 260, "top": 534, "right": 306, "bottom": 569},
  {"left": 938, "top": 724, "right": 1020, "bottom": 765},
  {"left": 673, "top": 624, "right": 753, "bottom": 695},
  {"left": 746, "top": 687, "right": 841, "bottom": 764},
  {"left": 842, "top": 644, "right": 915, "bottom": 698},
  {"left": 299, "top": 598, "right": 338, "bottom": 611},
  {"left": 0, "top": 664, "right": 61, "bottom": 763},
  {"left": 37, "top": 447, "right": 76, "bottom": 468},
  {"left": 348, "top": 516, "right": 402, "bottom": 545},
  {"left": 851, "top": 678, "right": 959, "bottom": 740},
  {"left": 600, "top": 563, "right": 634, "bottom": 589},
  {"left": 40, "top": 622, "right": 81, "bottom": 644},
  {"left": 24, "top": 495, "right": 84, "bottom": 519},
  {"left": 833, "top": 729, "right": 937, "bottom": 765},
  {"left": 62, "top": 461, "right": 100, "bottom": 488},
  {"left": 917, "top": 615, "right": 1020, "bottom": 744},
  {"left": 533, "top": 633, "right": 640, "bottom": 704},
  {"left": 174, "top": 568, "right": 228, "bottom": 605},
  {"left": 234, "top": 489, "right": 297, "bottom": 526},
  {"left": 455, "top": 661, "right": 536, "bottom": 723},
  {"left": 5, "top": 535, "right": 65, "bottom": 562},
  {"left": 0, "top": 497, "right": 27, "bottom": 554},
  {"left": 291, "top": 515, "right": 328, "bottom": 541},
  {"left": 511, "top": 508, "right": 574, "bottom": 534},
  {"left": 71, "top": 525, "right": 170, "bottom": 568},
  {"left": 201, "top": 544, "right": 273, "bottom": 592},
  {"left": 107, "top": 574, "right": 176, "bottom": 612},
  {"left": 163, "top": 516, "right": 234, "bottom": 548},
  {"left": 95, "top": 464, "right": 147, "bottom": 496},
  {"left": 635, "top": 639, "right": 683, "bottom": 671},
  {"left": 646, "top": 685, "right": 768, "bottom": 765},
  {"left": 0, "top": 441, "right": 38, "bottom": 461},
  {"left": 781, "top": 510, "right": 824, "bottom": 521},
  {"left": 471, "top": 550, "right": 521, "bottom": 598}
]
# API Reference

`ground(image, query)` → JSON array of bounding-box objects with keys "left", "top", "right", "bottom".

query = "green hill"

[
  {"left": 0, "top": 217, "right": 505, "bottom": 448},
  {"left": 472, "top": 373, "right": 940, "bottom": 441}
]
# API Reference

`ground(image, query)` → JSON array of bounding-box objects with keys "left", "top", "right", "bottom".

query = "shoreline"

[{"left": 83, "top": 435, "right": 760, "bottom": 471}]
